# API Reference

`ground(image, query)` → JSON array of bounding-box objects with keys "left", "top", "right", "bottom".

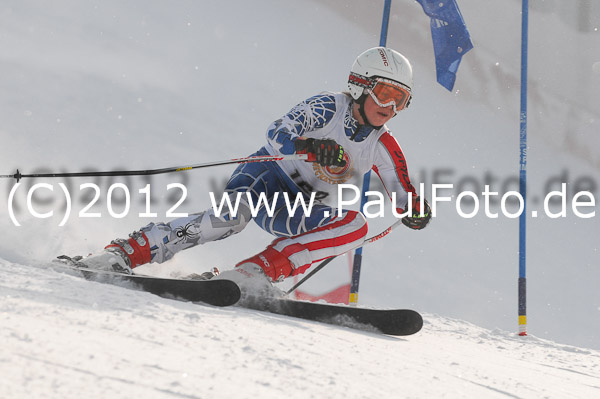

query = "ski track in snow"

[{"left": 1, "top": 259, "right": 599, "bottom": 399}]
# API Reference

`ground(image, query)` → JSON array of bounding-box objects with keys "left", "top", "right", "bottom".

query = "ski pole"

[
  {"left": 0, "top": 154, "right": 308, "bottom": 182},
  {"left": 286, "top": 219, "right": 404, "bottom": 295}
]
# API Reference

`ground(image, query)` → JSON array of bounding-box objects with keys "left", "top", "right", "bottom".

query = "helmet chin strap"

[
  {"left": 349, "top": 95, "right": 381, "bottom": 142},
  {"left": 357, "top": 95, "right": 383, "bottom": 130}
]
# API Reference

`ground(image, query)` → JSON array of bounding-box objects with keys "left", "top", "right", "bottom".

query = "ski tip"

[
  {"left": 406, "top": 310, "right": 424, "bottom": 335},
  {"left": 372, "top": 309, "right": 423, "bottom": 336},
  {"left": 206, "top": 279, "right": 242, "bottom": 307}
]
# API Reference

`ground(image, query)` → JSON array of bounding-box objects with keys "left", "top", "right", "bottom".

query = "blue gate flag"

[{"left": 416, "top": 0, "right": 473, "bottom": 91}]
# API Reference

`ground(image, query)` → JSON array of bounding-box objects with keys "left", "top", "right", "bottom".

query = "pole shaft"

[
  {"left": 2, "top": 154, "right": 307, "bottom": 182},
  {"left": 518, "top": 0, "right": 529, "bottom": 336},
  {"left": 350, "top": 0, "right": 392, "bottom": 305}
]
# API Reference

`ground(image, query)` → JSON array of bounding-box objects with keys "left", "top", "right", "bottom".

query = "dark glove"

[
  {"left": 294, "top": 138, "right": 346, "bottom": 167},
  {"left": 401, "top": 196, "right": 431, "bottom": 230}
]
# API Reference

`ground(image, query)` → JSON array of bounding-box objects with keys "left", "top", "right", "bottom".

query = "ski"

[
  {"left": 240, "top": 298, "right": 423, "bottom": 336},
  {"left": 53, "top": 263, "right": 241, "bottom": 307},
  {"left": 52, "top": 261, "right": 421, "bottom": 334}
]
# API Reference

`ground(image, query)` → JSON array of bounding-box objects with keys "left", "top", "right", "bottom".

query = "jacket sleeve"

[
  {"left": 372, "top": 131, "right": 418, "bottom": 212},
  {"left": 266, "top": 94, "right": 337, "bottom": 154}
]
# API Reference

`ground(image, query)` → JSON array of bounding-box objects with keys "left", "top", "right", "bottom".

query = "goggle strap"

[{"left": 348, "top": 72, "right": 374, "bottom": 90}]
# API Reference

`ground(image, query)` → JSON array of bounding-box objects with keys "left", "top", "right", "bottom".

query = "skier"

[{"left": 60, "top": 47, "right": 431, "bottom": 295}]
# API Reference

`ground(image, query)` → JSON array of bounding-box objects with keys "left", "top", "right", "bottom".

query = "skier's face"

[{"left": 363, "top": 94, "right": 395, "bottom": 126}]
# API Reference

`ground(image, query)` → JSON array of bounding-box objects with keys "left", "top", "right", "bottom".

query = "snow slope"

[
  {"left": 0, "top": 1, "right": 599, "bottom": 396},
  {"left": 2, "top": 258, "right": 599, "bottom": 399}
]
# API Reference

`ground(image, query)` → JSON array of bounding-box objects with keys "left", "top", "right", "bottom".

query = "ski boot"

[
  {"left": 56, "top": 231, "right": 151, "bottom": 274},
  {"left": 214, "top": 243, "right": 292, "bottom": 301},
  {"left": 56, "top": 246, "right": 133, "bottom": 274}
]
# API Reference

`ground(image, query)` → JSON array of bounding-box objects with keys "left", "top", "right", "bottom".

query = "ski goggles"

[{"left": 367, "top": 78, "right": 412, "bottom": 113}]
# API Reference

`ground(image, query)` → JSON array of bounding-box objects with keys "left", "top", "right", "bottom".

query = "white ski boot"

[
  {"left": 214, "top": 263, "right": 284, "bottom": 300},
  {"left": 56, "top": 247, "right": 132, "bottom": 274}
]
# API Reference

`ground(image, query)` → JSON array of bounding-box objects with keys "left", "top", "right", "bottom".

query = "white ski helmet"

[{"left": 348, "top": 47, "right": 413, "bottom": 103}]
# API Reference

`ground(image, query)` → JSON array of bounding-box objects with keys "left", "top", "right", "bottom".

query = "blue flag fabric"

[{"left": 415, "top": 0, "right": 473, "bottom": 91}]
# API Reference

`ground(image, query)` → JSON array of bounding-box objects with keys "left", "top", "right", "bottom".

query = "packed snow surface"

[{"left": 2, "top": 259, "right": 599, "bottom": 399}]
